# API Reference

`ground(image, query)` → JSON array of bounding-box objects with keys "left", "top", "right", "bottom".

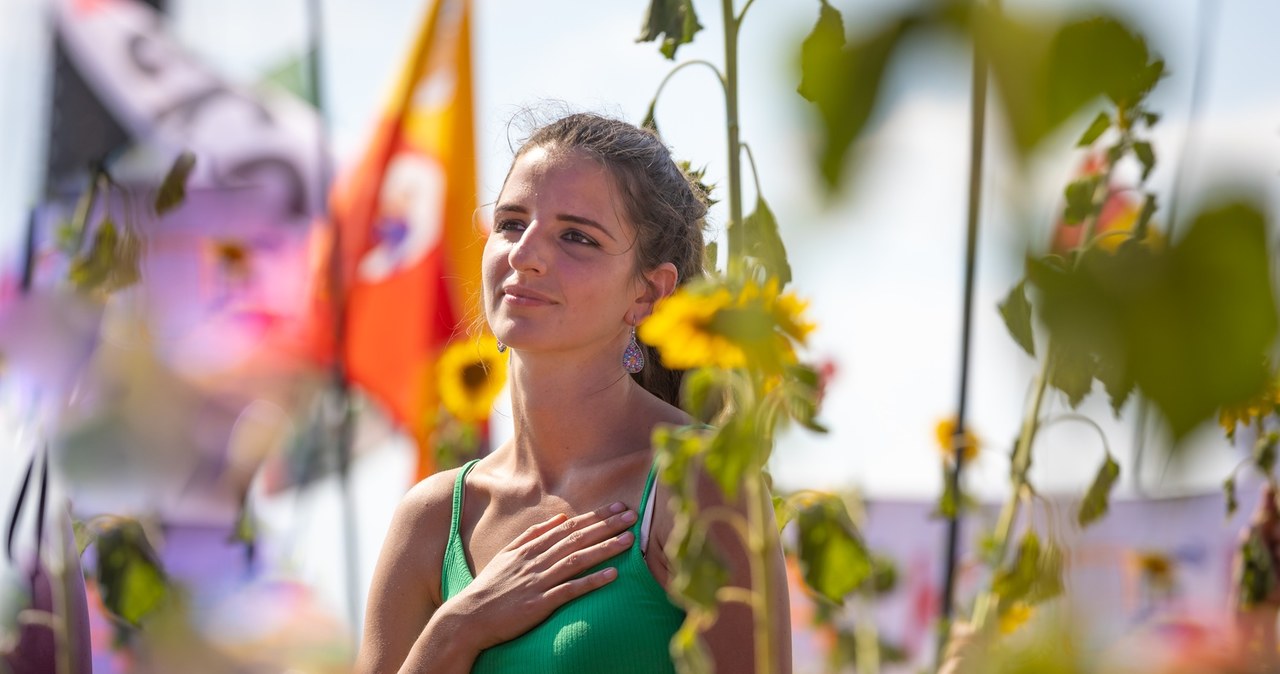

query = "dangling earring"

[
  {"left": 496, "top": 340, "right": 507, "bottom": 353},
  {"left": 623, "top": 328, "right": 645, "bottom": 374}
]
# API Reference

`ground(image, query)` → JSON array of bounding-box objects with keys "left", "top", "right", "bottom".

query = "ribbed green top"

[{"left": 442, "top": 460, "right": 684, "bottom": 673}]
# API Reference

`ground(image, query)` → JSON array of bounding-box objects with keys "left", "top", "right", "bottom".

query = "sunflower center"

[{"left": 461, "top": 362, "right": 489, "bottom": 395}]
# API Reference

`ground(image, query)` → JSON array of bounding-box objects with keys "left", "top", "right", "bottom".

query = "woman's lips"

[{"left": 501, "top": 285, "right": 555, "bottom": 306}]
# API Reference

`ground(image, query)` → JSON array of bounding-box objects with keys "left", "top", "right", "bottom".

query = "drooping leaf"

[
  {"left": 1238, "top": 530, "right": 1276, "bottom": 610},
  {"left": 743, "top": 195, "right": 792, "bottom": 287},
  {"left": 154, "top": 151, "right": 196, "bottom": 216},
  {"left": 702, "top": 241, "right": 719, "bottom": 275},
  {"left": 1095, "top": 352, "right": 1134, "bottom": 417},
  {"left": 1254, "top": 432, "right": 1279, "bottom": 475},
  {"left": 1076, "top": 112, "right": 1111, "bottom": 147},
  {"left": 1045, "top": 18, "right": 1160, "bottom": 116},
  {"left": 991, "top": 531, "right": 1063, "bottom": 612},
  {"left": 642, "top": 97, "right": 660, "bottom": 136},
  {"left": 1062, "top": 177, "right": 1098, "bottom": 224},
  {"left": 95, "top": 521, "right": 169, "bottom": 626},
  {"left": 1077, "top": 454, "right": 1120, "bottom": 527},
  {"left": 670, "top": 615, "right": 714, "bottom": 674},
  {"left": 669, "top": 518, "right": 729, "bottom": 612},
  {"left": 1134, "top": 193, "right": 1157, "bottom": 240},
  {"left": 796, "top": 495, "right": 872, "bottom": 604},
  {"left": 1029, "top": 200, "right": 1277, "bottom": 439},
  {"left": 703, "top": 418, "right": 761, "bottom": 500},
  {"left": 1047, "top": 341, "right": 1094, "bottom": 408},
  {"left": 1132, "top": 141, "right": 1155, "bottom": 181},
  {"left": 636, "top": 0, "right": 703, "bottom": 60},
  {"left": 998, "top": 280, "right": 1036, "bottom": 357},
  {"left": 799, "top": 4, "right": 915, "bottom": 188},
  {"left": 777, "top": 364, "right": 829, "bottom": 433},
  {"left": 1223, "top": 475, "right": 1238, "bottom": 518}
]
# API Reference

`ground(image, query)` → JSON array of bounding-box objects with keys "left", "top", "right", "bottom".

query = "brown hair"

[{"left": 511, "top": 112, "right": 709, "bottom": 405}]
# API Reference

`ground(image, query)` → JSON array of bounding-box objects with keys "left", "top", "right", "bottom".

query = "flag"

[{"left": 322, "top": 0, "right": 482, "bottom": 479}]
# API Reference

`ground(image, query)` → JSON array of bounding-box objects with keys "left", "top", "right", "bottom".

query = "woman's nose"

[{"left": 508, "top": 222, "right": 546, "bottom": 274}]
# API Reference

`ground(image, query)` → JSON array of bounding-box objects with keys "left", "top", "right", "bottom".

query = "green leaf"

[
  {"left": 799, "top": 4, "right": 914, "bottom": 188},
  {"left": 1077, "top": 454, "right": 1120, "bottom": 527},
  {"left": 669, "top": 519, "right": 729, "bottom": 612},
  {"left": 680, "top": 368, "right": 726, "bottom": 424},
  {"left": 702, "top": 241, "right": 719, "bottom": 275},
  {"left": 653, "top": 424, "right": 712, "bottom": 488},
  {"left": 999, "top": 280, "right": 1036, "bottom": 357},
  {"left": 991, "top": 531, "right": 1064, "bottom": 611},
  {"left": 1029, "top": 200, "right": 1277, "bottom": 439},
  {"left": 670, "top": 615, "right": 713, "bottom": 674},
  {"left": 1254, "top": 432, "right": 1279, "bottom": 475},
  {"left": 95, "top": 521, "right": 169, "bottom": 626},
  {"left": 703, "top": 419, "right": 762, "bottom": 500},
  {"left": 1095, "top": 353, "right": 1134, "bottom": 417},
  {"left": 1140, "top": 111, "right": 1160, "bottom": 127},
  {"left": 743, "top": 195, "right": 792, "bottom": 287},
  {"left": 1223, "top": 475, "right": 1239, "bottom": 518},
  {"left": 796, "top": 495, "right": 872, "bottom": 604},
  {"left": 642, "top": 97, "right": 660, "bottom": 136},
  {"left": 1135, "top": 193, "right": 1157, "bottom": 240},
  {"left": 1238, "top": 529, "right": 1276, "bottom": 610},
  {"left": 1045, "top": 17, "right": 1160, "bottom": 116},
  {"left": 636, "top": 0, "right": 703, "bottom": 60},
  {"left": 773, "top": 494, "right": 797, "bottom": 531},
  {"left": 154, "top": 151, "right": 196, "bottom": 216},
  {"left": 868, "top": 554, "right": 899, "bottom": 595},
  {"left": 1048, "top": 340, "right": 1095, "bottom": 408},
  {"left": 1133, "top": 140, "right": 1155, "bottom": 181},
  {"left": 772, "top": 364, "right": 827, "bottom": 433},
  {"left": 1063, "top": 177, "right": 1098, "bottom": 224},
  {"left": 1076, "top": 112, "right": 1111, "bottom": 147},
  {"left": 72, "top": 519, "right": 95, "bottom": 557}
]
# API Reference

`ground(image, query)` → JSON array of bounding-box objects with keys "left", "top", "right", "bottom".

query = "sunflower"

[
  {"left": 638, "top": 277, "right": 815, "bottom": 374},
  {"left": 935, "top": 417, "right": 981, "bottom": 465},
  {"left": 438, "top": 335, "right": 507, "bottom": 424}
]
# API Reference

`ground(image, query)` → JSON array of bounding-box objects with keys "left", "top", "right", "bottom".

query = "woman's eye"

[
  {"left": 563, "top": 230, "right": 597, "bottom": 246},
  {"left": 495, "top": 219, "right": 525, "bottom": 233}
]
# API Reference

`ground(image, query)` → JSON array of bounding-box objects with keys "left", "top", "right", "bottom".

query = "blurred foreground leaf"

[
  {"left": 1030, "top": 199, "right": 1277, "bottom": 439},
  {"left": 743, "top": 195, "right": 792, "bottom": 287},
  {"left": 999, "top": 280, "right": 1036, "bottom": 357},
  {"left": 154, "top": 151, "right": 196, "bottom": 216},
  {"left": 1077, "top": 454, "right": 1119, "bottom": 527},
  {"left": 796, "top": 494, "right": 871, "bottom": 604},
  {"left": 96, "top": 521, "right": 169, "bottom": 627}
]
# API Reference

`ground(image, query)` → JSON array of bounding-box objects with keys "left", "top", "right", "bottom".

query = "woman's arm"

[{"left": 357, "top": 472, "right": 639, "bottom": 674}]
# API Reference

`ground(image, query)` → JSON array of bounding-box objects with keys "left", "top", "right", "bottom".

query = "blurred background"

[{"left": 2, "top": 0, "right": 1279, "bottom": 671}]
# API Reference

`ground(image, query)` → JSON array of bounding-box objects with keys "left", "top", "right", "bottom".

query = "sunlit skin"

[{"left": 356, "top": 147, "right": 790, "bottom": 674}]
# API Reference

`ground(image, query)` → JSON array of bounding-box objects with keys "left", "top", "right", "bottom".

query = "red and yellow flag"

[{"left": 321, "top": 0, "right": 482, "bottom": 479}]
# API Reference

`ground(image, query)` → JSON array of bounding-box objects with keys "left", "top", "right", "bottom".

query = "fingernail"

[
  {"left": 621, "top": 510, "right": 637, "bottom": 523},
  {"left": 603, "top": 567, "right": 617, "bottom": 580},
  {"left": 618, "top": 531, "right": 634, "bottom": 544},
  {"left": 610, "top": 502, "right": 626, "bottom": 513}
]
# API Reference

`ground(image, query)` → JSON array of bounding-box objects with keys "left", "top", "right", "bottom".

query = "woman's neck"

[{"left": 501, "top": 347, "right": 650, "bottom": 483}]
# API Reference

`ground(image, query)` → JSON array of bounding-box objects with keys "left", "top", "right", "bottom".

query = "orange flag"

[{"left": 323, "top": 0, "right": 482, "bottom": 479}]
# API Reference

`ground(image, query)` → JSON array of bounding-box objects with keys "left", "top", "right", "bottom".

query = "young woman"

[{"left": 357, "top": 113, "right": 791, "bottom": 673}]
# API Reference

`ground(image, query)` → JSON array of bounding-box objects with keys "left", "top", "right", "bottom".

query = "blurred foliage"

[
  {"left": 798, "top": 1, "right": 1165, "bottom": 189},
  {"left": 637, "top": 0, "right": 703, "bottom": 60},
  {"left": 91, "top": 519, "right": 170, "bottom": 628}
]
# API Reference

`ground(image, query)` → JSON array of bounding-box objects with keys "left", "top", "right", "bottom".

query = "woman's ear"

[{"left": 634, "top": 262, "right": 679, "bottom": 320}]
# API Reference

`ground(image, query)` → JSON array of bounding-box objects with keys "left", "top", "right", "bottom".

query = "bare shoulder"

[{"left": 378, "top": 467, "right": 466, "bottom": 607}]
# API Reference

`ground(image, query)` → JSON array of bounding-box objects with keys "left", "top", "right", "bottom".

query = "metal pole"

[
  {"left": 305, "top": 0, "right": 362, "bottom": 632},
  {"left": 939, "top": 0, "right": 991, "bottom": 641}
]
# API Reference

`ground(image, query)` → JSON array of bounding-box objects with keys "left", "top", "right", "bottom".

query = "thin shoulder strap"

[
  {"left": 638, "top": 462, "right": 659, "bottom": 552},
  {"left": 448, "top": 460, "right": 482, "bottom": 543}
]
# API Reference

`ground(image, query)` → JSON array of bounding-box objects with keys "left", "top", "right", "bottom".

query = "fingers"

[
  {"left": 541, "top": 566, "right": 618, "bottom": 607},
  {"left": 507, "top": 513, "right": 569, "bottom": 549},
  {"left": 545, "top": 530, "right": 634, "bottom": 579},
  {"left": 536, "top": 504, "right": 637, "bottom": 561}
]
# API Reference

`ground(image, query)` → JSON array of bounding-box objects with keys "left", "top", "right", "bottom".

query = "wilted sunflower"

[
  {"left": 638, "top": 277, "right": 814, "bottom": 374},
  {"left": 438, "top": 335, "right": 507, "bottom": 424}
]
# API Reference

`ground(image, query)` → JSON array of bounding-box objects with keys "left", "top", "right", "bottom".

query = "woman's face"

[{"left": 483, "top": 146, "right": 650, "bottom": 359}]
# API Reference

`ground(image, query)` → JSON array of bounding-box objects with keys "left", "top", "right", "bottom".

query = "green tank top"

[{"left": 441, "top": 459, "right": 685, "bottom": 673}]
